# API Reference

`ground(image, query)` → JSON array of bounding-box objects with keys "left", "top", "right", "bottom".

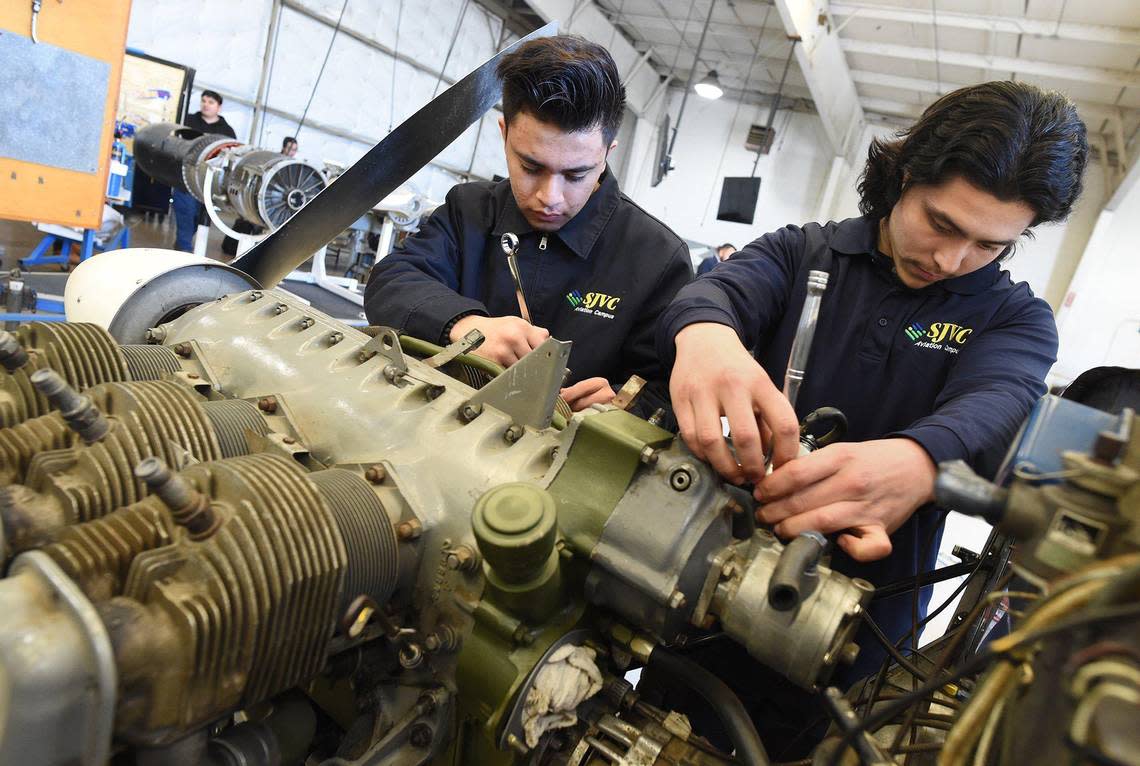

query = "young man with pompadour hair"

[
  {"left": 651, "top": 81, "right": 1088, "bottom": 755},
  {"left": 364, "top": 35, "right": 692, "bottom": 415}
]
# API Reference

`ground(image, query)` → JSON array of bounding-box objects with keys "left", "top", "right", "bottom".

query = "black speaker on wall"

[{"left": 717, "top": 177, "right": 762, "bottom": 225}]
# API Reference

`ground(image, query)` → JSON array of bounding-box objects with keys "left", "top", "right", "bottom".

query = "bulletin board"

[{"left": 0, "top": 1, "right": 132, "bottom": 228}]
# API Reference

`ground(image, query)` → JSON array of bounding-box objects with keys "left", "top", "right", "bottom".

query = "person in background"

[
  {"left": 697, "top": 242, "right": 737, "bottom": 275},
  {"left": 173, "top": 90, "right": 236, "bottom": 252},
  {"left": 281, "top": 136, "right": 298, "bottom": 157}
]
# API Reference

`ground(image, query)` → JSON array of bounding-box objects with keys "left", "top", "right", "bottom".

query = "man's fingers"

[
  {"left": 690, "top": 391, "right": 743, "bottom": 484},
  {"left": 526, "top": 324, "right": 550, "bottom": 349},
  {"left": 568, "top": 387, "right": 615, "bottom": 411},
  {"left": 771, "top": 501, "right": 864, "bottom": 538},
  {"left": 751, "top": 376, "right": 800, "bottom": 468},
  {"left": 722, "top": 395, "right": 765, "bottom": 483},
  {"left": 755, "top": 446, "right": 844, "bottom": 503},
  {"left": 837, "top": 525, "right": 893, "bottom": 562},
  {"left": 756, "top": 467, "right": 849, "bottom": 526},
  {"left": 674, "top": 398, "right": 702, "bottom": 461}
]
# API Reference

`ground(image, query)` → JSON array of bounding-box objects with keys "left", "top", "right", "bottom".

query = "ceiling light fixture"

[{"left": 694, "top": 70, "right": 724, "bottom": 100}]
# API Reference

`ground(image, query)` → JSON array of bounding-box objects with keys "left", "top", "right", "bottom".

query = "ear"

[
  {"left": 498, "top": 116, "right": 507, "bottom": 143},
  {"left": 607, "top": 139, "right": 618, "bottom": 154}
]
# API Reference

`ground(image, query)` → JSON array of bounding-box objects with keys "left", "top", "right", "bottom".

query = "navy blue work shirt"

[
  {"left": 364, "top": 170, "right": 692, "bottom": 409},
  {"left": 657, "top": 216, "right": 1058, "bottom": 650}
]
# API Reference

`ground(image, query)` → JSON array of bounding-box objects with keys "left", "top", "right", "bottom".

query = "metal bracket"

[
  {"left": 464, "top": 337, "right": 571, "bottom": 429},
  {"left": 610, "top": 374, "right": 647, "bottom": 412},
  {"left": 358, "top": 327, "right": 408, "bottom": 377},
  {"left": 424, "top": 329, "right": 484, "bottom": 369}
]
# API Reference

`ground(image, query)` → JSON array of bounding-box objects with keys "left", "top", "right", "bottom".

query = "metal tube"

[
  {"left": 751, "top": 39, "right": 797, "bottom": 178},
  {"left": 783, "top": 270, "right": 829, "bottom": 411},
  {"left": 664, "top": 0, "right": 718, "bottom": 163}
]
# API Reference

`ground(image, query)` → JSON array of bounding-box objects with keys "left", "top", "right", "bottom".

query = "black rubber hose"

[
  {"left": 768, "top": 531, "right": 827, "bottom": 611},
  {"left": 647, "top": 646, "right": 770, "bottom": 766}
]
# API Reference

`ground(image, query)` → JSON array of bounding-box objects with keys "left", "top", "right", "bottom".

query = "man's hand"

[
  {"left": 450, "top": 315, "right": 550, "bottom": 367},
  {"left": 754, "top": 438, "right": 937, "bottom": 562},
  {"left": 670, "top": 323, "right": 800, "bottom": 485},
  {"left": 561, "top": 377, "right": 615, "bottom": 411}
]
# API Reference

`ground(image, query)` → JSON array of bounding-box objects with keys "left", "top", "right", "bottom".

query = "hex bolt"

[
  {"left": 135, "top": 456, "right": 219, "bottom": 539},
  {"left": 396, "top": 519, "right": 423, "bottom": 540},
  {"left": 30, "top": 369, "right": 110, "bottom": 443},
  {"left": 382, "top": 364, "right": 402, "bottom": 383},
  {"left": 248, "top": 291, "right": 263, "bottom": 302},
  {"left": 257, "top": 396, "right": 278, "bottom": 414},
  {"left": 273, "top": 303, "right": 288, "bottom": 315},
  {"left": 504, "top": 424, "right": 524, "bottom": 443},
  {"left": 669, "top": 467, "right": 693, "bottom": 492},
  {"left": 143, "top": 326, "right": 167, "bottom": 344},
  {"left": 299, "top": 316, "right": 315, "bottom": 330},
  {"left": 459, "top": 403, "right": 482, "bottom": 422},
  {"left": 423, "top": 634, "right": 441, "bottom": 652},
  {"left": 0, "top": 331, "right": 29, "bottom": 372},
  {"left": 445, "top": 544, "right": 479, "bottom": 572},
  {"left": 668, "top": 590, "right": 687, "bottom": 610},
  {"left": 364, "top": 465, "right": 387, "bottom": 484},
  {"left": 282, "top": 436, "right": 296, "bottom": 445},
  {"left": 173, "top": 342, "right": 192, "bottom": 358},
  {"left": 329, "top": 332, "right": 344, "bottom": 345},
  {"left": 639, "top": 446, "right": 658, "bottom": 466},
  {"left": 409, "top": 723, "right": 433, "bottom": 748}
]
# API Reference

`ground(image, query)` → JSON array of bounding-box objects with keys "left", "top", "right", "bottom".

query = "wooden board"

[{"left": 0, "top": 1, "right": 131, "bottom": 229}]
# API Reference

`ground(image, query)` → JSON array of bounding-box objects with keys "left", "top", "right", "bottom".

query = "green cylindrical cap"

[{"left": 472, "top": 483, "right": 557, "bottom": 584}]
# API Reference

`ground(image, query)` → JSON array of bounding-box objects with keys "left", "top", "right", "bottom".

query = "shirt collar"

[
  {"left": 836, "top": 215, "right": 1000, "bottom": 296},
  {"left": 491, "top": 168, "right": 621, "bottom": 260}
]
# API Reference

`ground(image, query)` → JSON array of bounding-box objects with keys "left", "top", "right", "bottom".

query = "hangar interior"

[{"left": 0, "top": 1, "right": 1138, "bottom": 765}]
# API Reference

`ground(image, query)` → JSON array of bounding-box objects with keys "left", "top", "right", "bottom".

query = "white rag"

[{"left": 521, "top": 644, "right": 604, "bottom": 748}]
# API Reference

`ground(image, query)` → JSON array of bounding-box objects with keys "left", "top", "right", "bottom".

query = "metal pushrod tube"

[{"left": 783, "top": 270, "right": 829, "bottom": 411}]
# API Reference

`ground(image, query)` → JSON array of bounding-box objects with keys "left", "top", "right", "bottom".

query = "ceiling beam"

[
  {"left": 849, "top": 69, "right": 1129, "bottom": 126},
  {"left": 839, "top": 38, "right": 1140, "bottom": 89},
  {"left": 774, "top": 0, "right": 865, "bottom": 157},
  {"left": 830, "top": 2, "right": 1140, "bottom": 47}
]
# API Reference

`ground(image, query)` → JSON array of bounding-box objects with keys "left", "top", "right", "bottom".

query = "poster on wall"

[
  {"left": 118, "top": 50, "right": 193, "bottom": 129},
  {"left": 116, "top": 50, "right": 195, "bottom": 213}
]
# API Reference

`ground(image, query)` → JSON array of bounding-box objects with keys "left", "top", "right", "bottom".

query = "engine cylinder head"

[{"left": 0, "top": 411, "right": 73, "bottom": 485}]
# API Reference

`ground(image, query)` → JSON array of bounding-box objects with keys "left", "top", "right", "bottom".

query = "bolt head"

[
  {"left": 365, "top": 465, "right": 387, "bottom": 484},
  {"left": 668, "top": 590, "right": 687, "bottom": 610},
  {"left": 282, "top": 436, "right": 296, "bottom": 445}
]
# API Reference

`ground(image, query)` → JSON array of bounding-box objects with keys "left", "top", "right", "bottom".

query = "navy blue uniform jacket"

[
  {"left": 364, "top": 171, "right": 692, "bottom": 408},
  {"left": 657, "top": 216, "right": 1058, "bottom": 654}
]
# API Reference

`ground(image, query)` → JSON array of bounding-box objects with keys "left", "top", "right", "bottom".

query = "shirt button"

[{"left": 878, "top": 317, "right": 889, "bottom": 327}]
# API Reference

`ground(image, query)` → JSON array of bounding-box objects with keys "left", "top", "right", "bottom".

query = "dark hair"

[
  {"left": 200, "top": 89, "right": 224, "bottom": 106},
  {"left": 718, "top": 243, "right": 736, "bottom": 252},
  {"left": 281, "top": 136, "right": 297, "bottom": 150},
  {"left": 857, "top": 81, "right": 1087, "bottom": 228},
  {"left": 497, "top": 35, "right": 626, "bottom": 144}
]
